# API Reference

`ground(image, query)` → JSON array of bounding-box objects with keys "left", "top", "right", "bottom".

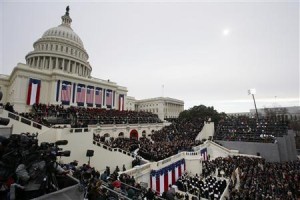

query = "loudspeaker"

[
  {"left": 86, "top": 150, "right": 94, "bottom": 157},
  {"left": 55, "top": 140, "right": 68, "bottom": 146},
  {"left": 0, "top": 117, "right": 10, "bottom": 126}
]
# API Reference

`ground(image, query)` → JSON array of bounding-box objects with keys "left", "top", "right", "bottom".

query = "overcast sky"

[{"left": 0, "top": 0, "right": 299, "bottom": 113}]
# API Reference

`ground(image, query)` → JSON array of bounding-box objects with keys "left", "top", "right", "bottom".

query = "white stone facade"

[
  {"left": 0, "top": 8, "right": 127, "bottom": 112},
  {"left": 126, "top": 96, "right": 184, "bottom": 120},
  {"left": 0, "top": 7, "right": 184, "bottom": 116}
]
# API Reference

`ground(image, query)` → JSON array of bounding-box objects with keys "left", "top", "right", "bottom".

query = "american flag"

[
  {"left": 106, "top": 90, "right": 112, "bottom": 107},
  {"left": 76, "top": 86, "right": 86, "bottom": 103},
  {"left": 200, "top": 148, "right": 208, "bottom": 161},
  {"left": 61, "top": 83, "right": 71, "bottom": 102},
  {"left": 95, "top": 88, "right": 102, "bottom": 105},
  {"left": 86, "top": 87, "right": 94, "bottom": 104}
]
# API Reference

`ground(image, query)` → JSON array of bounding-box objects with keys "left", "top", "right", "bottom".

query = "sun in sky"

[{"left": 223, "top": 29, "right": 230, "bottom": 35}]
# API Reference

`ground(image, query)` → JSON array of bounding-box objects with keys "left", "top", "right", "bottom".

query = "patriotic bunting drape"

[
  {"left": 61, "top": 81, "right": 72, "bottom": 105},
  {"left": 95, "top": 87, "right": 102, "bottom": 107},
  {"left": 106, "top": 90, "right": 113, "bottom": 108},
  {"left": 27, "top": 78, "right": 41, "bottom": 105},
  {"left": 54, "top": 80, "right": 119, "bottom": 109},
  {"left": 200, "top": 148, "right": 208, "bottom": 161},
  {"left": 86, "top": 86, "right": 94, "bottom": 106},
  {"left": 76, "top": 84, "right": 86, "bottom": 106},
  {"left": 150, "top": 159, "right": 185, "bottom": 195}
]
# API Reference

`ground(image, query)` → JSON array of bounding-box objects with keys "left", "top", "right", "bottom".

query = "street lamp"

[{"left": 248, "top": 88, "right": 259, "bottom": 120}]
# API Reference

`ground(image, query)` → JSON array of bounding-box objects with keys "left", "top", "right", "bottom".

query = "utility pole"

[{"left": 248, "top": 89, "right": 259, "bottom": 120}]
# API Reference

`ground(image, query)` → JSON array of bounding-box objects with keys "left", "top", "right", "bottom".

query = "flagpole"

[
  {"left": 248, "top": 89, "right": 259, "bottom": 120},
  {"left": 162, "top": 84, "right": 164, "bottom": 97}
]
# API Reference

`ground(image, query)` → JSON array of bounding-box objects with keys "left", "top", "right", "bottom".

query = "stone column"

[
  {"left": 55, "top": 57, "right": 58, "bottom": 69},
  {"left": 74, "top": 82, "right": 77, "bottom": 104},
  {"left": 49, "top": 57, "right": 52, "bottom": 69},
  {"left": 103, "top": 89, "right": 106, "bottom": 108},
  {"left": 93, "top": 88, "right": 96, "bottom": 108},
  {"left": 37, "top": 57, "right": 40, "bottom": 68},
  {"left": 68, "top": 59, "right": 71, "bottom": 72},
  {"left": 42, "top": 56, "right": 46, "bottom": 69},
  {"left": 58, "top": 80, "right": 62, "bottom": 103}
]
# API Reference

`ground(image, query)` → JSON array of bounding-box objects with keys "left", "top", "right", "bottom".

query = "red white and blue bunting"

[
  {"left": 150, "top": 159, "right": 185, "bottom": 195},
  {"left": 27, "top": 78, "right": 41, "bottom": 105},
  {"left": 200, "top": 148, "right": 208, "bottom": 161}
]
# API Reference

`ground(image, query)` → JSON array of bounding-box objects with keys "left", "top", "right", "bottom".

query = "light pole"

[{"left": 248, "top": 88, "right": 259, "bottom": 120}]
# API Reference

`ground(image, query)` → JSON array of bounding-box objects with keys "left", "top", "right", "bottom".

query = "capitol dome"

[
  {"left": 25, "top": 6, "right": 92, "bottom": 78},
  {"left": 42, "top": 25, "right": 84, "bottom": 48}
]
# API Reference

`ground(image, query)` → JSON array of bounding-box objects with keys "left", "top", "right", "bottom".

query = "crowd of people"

[
  {"left": 138, "top": 118, "right": 204, "bottom": 161},
  {"left": 0, "top": 132, "right": 78, "bottom": 200},
  {"left": 93, "top": 134, "right": 140, "bottom": 153},
  {"left": 201, "top": 156, "right": 300, "bottom": 200},
  {"left": 15, "top": 103, "right": 162, "bottom": 127},
  {"left": 67, "top": 162, "right": 166, "bottom": 200},
  {"left": 176, "top": 173, "right": 227, "bottom": 199},
  {"left": 93, "top": 118, "right": 204, "bottom": 162},
  {"left": 215, "top": 116, "right": 289, "bottom": 143},
  {"left": 3, "top": 103, "right": 299, "bottom": 199}
]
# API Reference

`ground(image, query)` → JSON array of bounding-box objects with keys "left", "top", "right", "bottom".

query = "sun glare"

[{"left": 223, "top": 29, "right": 230, "bottom": 35}]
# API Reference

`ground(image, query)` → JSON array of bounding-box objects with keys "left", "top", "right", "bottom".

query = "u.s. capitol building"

[{"left": 0, "top": 7, "right": 183, "bottom": 120}]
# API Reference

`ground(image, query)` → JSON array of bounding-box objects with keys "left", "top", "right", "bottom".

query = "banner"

[
  {"left": 95, "top": 87, "right": 102, "bottom": 107},
  {"left": 200, "top": 148, "right": 208, "bottom": 161},
  {"left": 61, "top": 81, "right": 72, "bottom": 104},
  {"left": 27, "top": 78, "right": 41, "bottom": 105},
  {"left": 106, "top": 90, "right": 112, "bottom": 108},
  {"left": 86, "top": 86, "right": 94, "bottom": 106},
  {"left": 150, "top": 159, "right": 185, "bottom": 195},
  {"left": 76, "top": 84, "right": 86, "bottom": 105}
]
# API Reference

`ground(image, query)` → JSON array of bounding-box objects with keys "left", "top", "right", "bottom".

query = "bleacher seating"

[
  {"left": 214, "top": 116, "right": 289, "bottom": 143},
  {"left": 17, "top": 103, "right": 162, "bottom": 127}
]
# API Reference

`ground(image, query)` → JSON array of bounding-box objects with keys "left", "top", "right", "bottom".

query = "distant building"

[
  {"left": 250, "top": 106, "right": 300, "bottom": 120},
  {"left": 227, "top": 112, "right": 254, "bottom": 118},
  {"left": 126, "top": 96, "right": 184, "bottom": 120},
  {"left": 228, "top": 106, "right": 300, "bottom": 120}
]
